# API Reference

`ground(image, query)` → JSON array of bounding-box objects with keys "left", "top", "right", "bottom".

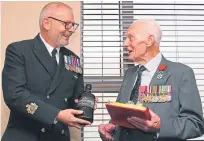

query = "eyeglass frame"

[{"left": 47, "top": 16, "right": 79, "bottom": 30}]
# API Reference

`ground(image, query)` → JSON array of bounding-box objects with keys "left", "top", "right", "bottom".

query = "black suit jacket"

[{"left": 2, "top": 34, "right": 84, "bottom": 141}]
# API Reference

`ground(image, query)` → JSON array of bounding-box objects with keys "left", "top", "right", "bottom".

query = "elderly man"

[
  {"left": 98, "top": 19, "right": 204, "bottom": 141},
  {"left": 2, "top": 2, "right": 92, "bottom": 141}
]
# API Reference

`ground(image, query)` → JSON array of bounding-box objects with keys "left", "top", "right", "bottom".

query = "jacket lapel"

[
  {"left": 150, "top": 57, "right": 171, "bottom": 86},
  {"left": 32, "top": 34, "right": 55, "bottom": 78},
  {"left": 145, "top": 56, "right": 171, "bottom": 109},
  {"left": 32, "top": 34, "right": 65, "bottom": 95},
  {"left": 47, "top": 50, "right": 65, "bottom": 95}
]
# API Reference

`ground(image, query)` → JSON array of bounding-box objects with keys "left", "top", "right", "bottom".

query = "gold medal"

[{"left": 161, "top": 95, "right": 167, "bottom": 102}]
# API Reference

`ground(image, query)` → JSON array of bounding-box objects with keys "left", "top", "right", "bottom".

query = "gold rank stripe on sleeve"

[
  {"left": 64, "top": 55, "right": 82, "bottom": 74},
  {"left": 139, "top": 85, "right": 172, "bottom": 103}
]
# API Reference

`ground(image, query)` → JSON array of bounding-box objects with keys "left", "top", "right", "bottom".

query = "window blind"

[{"left": 81, "top": 1, "right": 204, "bottom": 140}]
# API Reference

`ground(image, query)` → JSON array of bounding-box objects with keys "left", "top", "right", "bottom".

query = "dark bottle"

[{"left": 77, "top": 84, "right": 95, "bottom": 123}]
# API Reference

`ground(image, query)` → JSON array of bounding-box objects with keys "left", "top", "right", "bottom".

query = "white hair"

[
  {"left": 39, "top": 2, "right": 72, "bottom": 29},
  {"left": 132, "top": 19, "right": 162, "bottom": 45}
]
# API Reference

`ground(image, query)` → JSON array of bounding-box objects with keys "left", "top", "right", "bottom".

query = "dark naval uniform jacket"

[{"left": 2, "top": 34, "right": 84, "bottom": 141}]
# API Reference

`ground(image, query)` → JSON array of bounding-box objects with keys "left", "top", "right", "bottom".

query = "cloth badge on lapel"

[
  {"left": 73, "top": 74, "right": 78, "bottom": 79},
  {"left": 64, "top": 55, "right": 82, "bottom": 74},
  {"left": 139, "top": 85, "right": 172, "bottom": 103},
  {"left": 26, "top": 103, "right": 38, "bottom": 114},
  {"left": 157, "top": 64, "right": 167, "bottom": 80}
]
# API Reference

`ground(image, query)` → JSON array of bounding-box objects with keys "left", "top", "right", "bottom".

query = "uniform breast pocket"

[{"left": 64, "top": 68, "right": 79, "bottom": 83}]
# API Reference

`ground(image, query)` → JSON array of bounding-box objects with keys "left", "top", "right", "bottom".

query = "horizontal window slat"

[
  {"left": 83, "top": 14, "right": 204, "bottom": 16},
  {"left": 82, "top": 46, "right": 204, "bottom": 48},
  {"left": 82, "top": 18, "right": 204, "bottom": 21},
  {"left": 82, "top": 8, "right": 204, "bottom": 10},
  {"left": 83, "top": 3, "right": 204, "bottom": 5}
]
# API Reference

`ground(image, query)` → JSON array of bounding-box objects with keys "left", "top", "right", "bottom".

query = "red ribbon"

[{"left": 158, "top": 64, "right": 167, "bottom": 71}]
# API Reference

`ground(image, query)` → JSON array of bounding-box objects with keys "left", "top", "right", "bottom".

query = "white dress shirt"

[
  {"left": 134, "top": 52, "right": 162, "bottom": 86},
  {"left": 39, "top": 34, "right": 60, "bottom": 64}
]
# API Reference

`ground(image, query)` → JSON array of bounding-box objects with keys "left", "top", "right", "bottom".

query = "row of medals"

[{"left": 64, "top": 55, "right": 82, "bottom": 74}]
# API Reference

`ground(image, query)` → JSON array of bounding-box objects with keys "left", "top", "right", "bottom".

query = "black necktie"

[
  {"left": 130, "top": 65, "right": 146, "bottom": 103},
  {"left": 120, "top": 65, "right": 156, "bottom": 141},
  {"left": 51, "top": 48, "right": 58, "bottom": 76}
]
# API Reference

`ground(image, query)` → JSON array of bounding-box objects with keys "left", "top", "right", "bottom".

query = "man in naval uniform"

[
  {"left": 98, "top": 19, "right": 204, "bottom": 141},
  {"left": 2, "top": 2, "right": 91, "bottom": 141}
]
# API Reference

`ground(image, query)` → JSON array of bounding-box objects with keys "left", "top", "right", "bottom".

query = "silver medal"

[{"left": 157, "top": 73, "right": 163, "bottom": 79}]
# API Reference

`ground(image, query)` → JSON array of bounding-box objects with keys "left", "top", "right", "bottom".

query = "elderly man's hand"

[
  {"left": 98, "top": 123, "right": 116, "bottom": 141},
  {"left": 127, "top": 109, "right": 160, "bottom": 132}
]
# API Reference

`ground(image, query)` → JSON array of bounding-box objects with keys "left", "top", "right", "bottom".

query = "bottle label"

[{"left": 78, "top": 96, "right": 94, "bottom": 108}]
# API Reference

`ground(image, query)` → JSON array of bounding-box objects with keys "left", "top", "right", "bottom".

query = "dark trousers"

[{"left": 119, "top": 128, "right": 156, "bottom": 141}]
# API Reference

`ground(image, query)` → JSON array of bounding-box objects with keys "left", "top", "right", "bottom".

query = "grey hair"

[
  {"left": 132, "top": 19, "right": 162, "bottom": 45},
  {"left": 39, "top": 2, "right": 72, "bottom": 29}
]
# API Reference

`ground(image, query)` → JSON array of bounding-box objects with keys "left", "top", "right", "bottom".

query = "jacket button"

[
  {"left": 53, "top": 118, "right": 58, "bottom": 124},
  {"left": 41, "top": 128, "right": 45, "bottom": 132},
  {"left": 64, "top": 98, "right": 67, "bottom": 102},
  {"left": 153, "top": 135, "right": 157, "bottom": 140},
  {"left": 61, "top": 130, "right": 65, "bottom": 135},
  {"left": 46, "top": 95, "right": 50, "bottom": 99}
]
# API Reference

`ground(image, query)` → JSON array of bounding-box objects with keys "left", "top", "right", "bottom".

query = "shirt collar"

[
  {"left": 135, "top": 52, "right": 162, "bottom": 72},
  {"left": 39, "top": 33, "right": 60, "bottom": 56}
]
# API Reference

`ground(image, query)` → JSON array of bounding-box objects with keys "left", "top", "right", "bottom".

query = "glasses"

[{"left": 48, "top": 16, "right": 79, "bottom": 31}]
